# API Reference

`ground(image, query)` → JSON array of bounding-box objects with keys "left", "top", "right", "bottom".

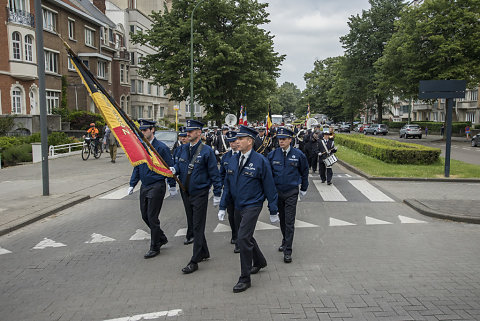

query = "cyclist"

[{"left": 86, "top": 123, "right": 100, "bottom": 154}]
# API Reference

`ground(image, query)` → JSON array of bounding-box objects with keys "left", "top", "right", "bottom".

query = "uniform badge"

[
  {"left": 292, "top": 155, "right": 296, "bottom": 159},
  {"left": 249, "top": 163, "right": 253, "bottom": 167}
]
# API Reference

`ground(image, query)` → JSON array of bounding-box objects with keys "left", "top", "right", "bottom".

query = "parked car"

[
  {"left": 399, "top": 124, "right": 422, "bottom": 139},
  {"left": 364, "top": 124, "right": 388, "bottom": 135},
  {"left": 360, "top": 124, "right": 371, "bottom": 133},
  {"left": 338, "top": 124, "right": 351, "bottom": 133},
  {"left": 472, "top": 133, "right": 480, "bottom": 147},
  {"left": 154, "top": 130, "right": 178, "bottom": 150},
  {"left": 354, "top": 124, "right": 362, "bottom": 132}
]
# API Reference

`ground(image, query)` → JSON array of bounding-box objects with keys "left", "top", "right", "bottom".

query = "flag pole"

[{"left": 61, "top": 39, "right": 185, "bottom": 191}]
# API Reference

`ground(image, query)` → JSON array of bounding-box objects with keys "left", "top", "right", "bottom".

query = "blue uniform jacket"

[
  {"left": 130, "top": 137, "right": 176, "bottom": 188},
  {"left": 267, "top": 147, "right": 309, "bottom": 193},
  {"left": 220, "top": 150, "right": 278, "bottom": 214},
  {"left": 173, "top": 141, "right": 222, "bottom": 196},
  {"left": 219, "top": 150, "right": 237, "bottom": 183}
]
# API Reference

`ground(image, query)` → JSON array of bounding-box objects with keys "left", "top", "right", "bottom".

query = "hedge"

[
  {"left": 335, "top": 133, "right": 441, "bottom": 165},
  {"left": 382, "top": 121, "right": 471, "bottom": 134},
  {"left": 67, "top": 111, "right": 105, "bottom": 130}
]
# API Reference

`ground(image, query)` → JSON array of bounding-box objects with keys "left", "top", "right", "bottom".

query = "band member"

[
  {"left": 219, "top": 131, "right": 241, "bottom": 253},
  {"left": 253, "top": 127, "right": 272, "bottom": 156},
  {"left": 171, "top": 120, "right": 222, "bottom": 274},
  {"left": 173, "top": 126, "right": 188, "bottom": 157},
  {"left": 318, "top": 132, "right": 337, "bottom": 185},
  {"left": 128, "top": 119, "right": 177, "bottom": 259},
  {"left": 214, "top": 126, "right": 230, "bottom": 162},
  {"left": 267, "top": 127, "right": 309, "bottom": 263},
  {"left": 218, "top": 125, "right": 278, "bottom": 293}
]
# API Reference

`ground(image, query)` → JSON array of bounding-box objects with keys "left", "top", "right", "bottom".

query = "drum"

[{"left": 323, "top": 154, "right": 338, "bottom": 167}]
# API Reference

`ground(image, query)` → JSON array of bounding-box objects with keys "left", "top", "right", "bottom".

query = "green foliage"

[
  {"left": 67, "top": 111, "right": 105, "bottom": 130},
  {"left": 1, "top": 143, "right": 32, "bottom": 166},
  {"left": 375, "top": 0, "right": 480, "bottom": 99},
  {"left": 168, "top": 122, "right": 184, "bottom": 130},
  {"left": 132, "top": 0, "right": 285, "bottom": 123},
  {"left": 0, "top": 115, "right": 16, "bottom": 135},
  {"left": 382, "top": 121, "right": 471, "bottom": 134},
  {"left": 335, "top": 133, "right": 440, "bottom": 165},
  {"left": 271, "top": 82, "right": 302, "bottom": 115},
  {"left": 47, "top": 132, "right": 74, "bottom": 146}
]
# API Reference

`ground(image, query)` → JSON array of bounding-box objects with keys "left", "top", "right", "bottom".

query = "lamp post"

[
  {"left": 190, "top": 0, "right": 207, "bottom": 120},
  {"left": 174, "top": 104, "right": 179, "bottom": 131}
]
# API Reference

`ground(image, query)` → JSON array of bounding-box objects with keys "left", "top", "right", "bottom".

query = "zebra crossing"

[{"left": 0, "top": 214, "right": 428, "bottom": 255}]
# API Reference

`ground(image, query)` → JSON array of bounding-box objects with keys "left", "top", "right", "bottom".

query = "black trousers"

[
  {"left": 139, "top": 181, "right": 167, "bottom": 251},
  {"left": 237, "top": 206, "right": 267, "bottom": 283},
  {"left": 318, "top": 160, "right": 333, "bottom": 182},
  {"left": 278, "top": 188, "right": 299, "bottom": 255},
  {"left": 309, "top": 153, "right": 318, "bottom": 172},
  {"left": 182, "top": 187, "right": 210, "bottom": 264},
  {"left": 227, "top": 202, "right": 239, "bottom": 241},
  {"left": 180, "top": 189, "right": 193, "bottom": 240}
]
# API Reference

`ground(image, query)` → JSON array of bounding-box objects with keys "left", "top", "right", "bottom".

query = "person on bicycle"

[{"left": 86, "top": 123, "right": 99, "bottom": 154}]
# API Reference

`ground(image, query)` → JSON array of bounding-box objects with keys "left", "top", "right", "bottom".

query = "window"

[
  {"left": 9, "top": 0, "right": 27, "bottom": 11},
  {"left": 109, "top": 29, "right": 114, "bottom": 43},
  {"left": 24, "top": 35, "right": 33, "bottom": 62},
  {"left": 433, "top": 112, "right": 438, "bottom": 122},
  {"left": 130, "top": 80, "right": 135, "bottom": 93},
  {"left": 130, "top": 25, "right": 135, "bottom": 34},
  {"left": 137, "top": 53, "right": 143, "bottom": 65},
  {"left": 128, "top": 0, "right": 136, "bottom": 9},
  {"left": 82, "top": 59, "right": 89, "bottom": 69},
  {"left": 147, "top": 106, "right": 152, "bottom": 118},
  {"left": 115, "top": 34, "right": 123, "bottom": 48},
  {"left": 68, "top": 19, "right": 75, "bottom": 39},
  {"left": 85, "top": 28, "right": 94, "bottom": 47},
  {"left": 12, "top": 32, "right": 21, "bottom": 60},
  {"left": 97, "top": 61, "right": 106, "bottom": 78},
  {"left": 130, "top": 52, "right": 135, "bottom": 65},
  {"left": 100, "top": 27, "right": 107, "bottom": 45},
  {"left": 42, "top": 8, "right": 56, "bottom": 32},
  {"left": 472, "top": 89, "right": 478, "bottom": 102},
  {"left": 68, "top": 58, "right": 75, "bottom": 71},
  {"left": 147, "top": 82, "right": 153, "bottom": 95},
  {"left": 11, "top": 88, "right": 22, "bottom": 114},
  {"left": 44, "top": 50, "right": 58, "bottom": 73},
  {"left": 159, "top": 106, "right": 165, "bottom": 118},
  {"left": 466, "top": 112, "right": 476, "bottom": 123},
  {"left": 137, "top": 106, "right": 144, "bottom": 118},
  {"left": 120, "top": 96, "right": 125, "bottom": 111},
  {"left": 126, "top": 66, "right": 129, "bottom": 82},
  {"left": 137, "top": 80, "right": 144, "bottom": 94},
  {"left": 120, "top": 64, "right": 125, "bottom": 83},
  {"left": 156, "top": 86, "right": 160, "bottom": 96},
  {"left": 46, "top": 91, "right": 59, "bottom": 114}
]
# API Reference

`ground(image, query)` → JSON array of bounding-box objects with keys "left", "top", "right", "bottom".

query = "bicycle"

[{"left": 82, "top": 136, "right": 102, "bottom": 160}]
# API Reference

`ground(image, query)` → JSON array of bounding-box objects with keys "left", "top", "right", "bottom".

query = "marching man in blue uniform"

[
  {"left": 219, "top": 130, "right": 241, "bottom": 252},
  {"left": 218, "top": 125, "right": 278, "bottom": 293},
  {"left": 128, "top": 119, "right": 177, "bottom": 259},
  {"left": 171, "top": 119, "right": 222, "bottom": 274},
  {"left": 267, "top": 127, "right": 309, "bottom": 263}
]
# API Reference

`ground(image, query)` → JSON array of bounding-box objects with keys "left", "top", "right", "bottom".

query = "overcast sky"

[{"left": 261, "top": 0, "right": 371, "bottom": 91}]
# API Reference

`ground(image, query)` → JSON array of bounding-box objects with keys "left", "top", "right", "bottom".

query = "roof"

[
  {"left": 69, "top": 0, "right": 116, "bottom": 28},
  {"left": 45, "top": 0, "right": 105, "bottom": 26}
]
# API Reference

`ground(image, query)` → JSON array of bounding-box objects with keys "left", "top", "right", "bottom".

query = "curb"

[
  {"left": 336, "top": 159, "right": 480, "bottom": 183},
  {"left": 403, "top": 199, "right": 480, "bottom": 225},
  {"left": 0, "top": 194, "right": 90, "bottom": 237}
]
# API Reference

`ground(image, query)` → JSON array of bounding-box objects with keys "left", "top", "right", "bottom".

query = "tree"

[
  {"left": 132, "top": 0, "right": 285, "bottom": 123},
  {"left": 340, "top": 0, "right": 404, "bottom": 123},
  {"left": 272, "top": 82, "right": 302, "bottom": 115},
  {"left": 376, "top": 0, "right": 480, "bottom": 99}
]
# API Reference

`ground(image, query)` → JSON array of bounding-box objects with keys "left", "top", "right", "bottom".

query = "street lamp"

[{"left": 190, "top": 0, "right": 207, "bottom": 120}]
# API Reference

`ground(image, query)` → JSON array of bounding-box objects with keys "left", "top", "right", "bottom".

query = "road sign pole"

[{"left": 444, "top": 98, "right": 453, "bottom": 177}]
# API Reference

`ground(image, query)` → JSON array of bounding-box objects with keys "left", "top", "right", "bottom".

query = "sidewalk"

[{"left": 0, "top": 151, "right": 132, "bottom": 236}]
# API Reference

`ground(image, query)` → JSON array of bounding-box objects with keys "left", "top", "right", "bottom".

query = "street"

[{"left": 1, "top": 157, "right": 480, "bottom": 321}]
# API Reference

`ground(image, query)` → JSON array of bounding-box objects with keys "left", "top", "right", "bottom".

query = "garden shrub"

[
  {"left": 2, "top": 143, "right": 32, "bottom": 166},
  {"left": 335, "top": 134, "right": 440, "bottom": 165},
  {"left": 67, "top": 111, "right": 105, "bottom": 130}
]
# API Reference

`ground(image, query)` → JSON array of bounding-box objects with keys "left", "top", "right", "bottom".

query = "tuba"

[
  {"left": 225, "top": 114, "right": 237, "bottom": 127},
  {"left": 306, "top": 118, "right": 319, "bottom": 130}
]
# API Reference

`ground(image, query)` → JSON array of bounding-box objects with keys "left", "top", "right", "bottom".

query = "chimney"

[{"left": 93, "top": 0, "right": 106, "bottom": 14}]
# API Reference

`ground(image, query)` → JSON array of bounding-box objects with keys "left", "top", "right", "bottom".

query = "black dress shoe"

[
  {"left": 233, "top": 281, "right": 251, "bottom": 293},
  {"left": 321, "top": 180, "right": 326, "bottom": 183},
  {"left": 158, "top": 239, "right": 168, "bottom": 248},
  {"left": 230, "top": 238, "right": 237, "bottom": 244},
  {"left": 327, "top": 181, "right": 332, "bottom": 185},
  {"left": 183, "top": 237, "right": 194, "bottom": 245},
  {"left": 182, "top": 262, "right": 198, "bottom": 274},
  {"left": 250, "top": 263, "right": 267, "bottom": 274},
  {"left": 144, "top": 250, "right": 159, "bottom": 259},
  {"left": 284, "top": 254, "right": 292, "bottom": 263},
  {"left": 278, "top": 245, "right": 284, "bottom": 252},
  {"left": 201, "top": 255, "right": 210, "bottom": 261},
  {"left": 234, "top": 246, "right": 240, "bottom": 253}
]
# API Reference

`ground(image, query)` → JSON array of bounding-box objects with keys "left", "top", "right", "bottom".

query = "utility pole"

[{"left": 190, "top": 0, "right": 207, "bottom": 120}]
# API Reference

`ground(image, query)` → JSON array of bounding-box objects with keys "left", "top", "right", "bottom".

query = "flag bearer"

[
  {"left": 267, "top": 127, "right": 309, "bottom": 263},
  {"left": 128, "top": 119, "right": 177, "bottom": 259}
]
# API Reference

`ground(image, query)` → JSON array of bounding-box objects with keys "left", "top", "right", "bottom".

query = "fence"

[{"left": 32, "top": 142, "right": 83, "bottom": 163}]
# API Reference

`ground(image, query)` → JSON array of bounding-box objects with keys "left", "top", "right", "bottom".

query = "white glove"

[
  {"left": 213, "top": 196, "right": 221, "bottom": 207},
  {"left": 169, "top": 167, "right": 176, "bottom": 175},
  {"left": 127, "top": 186, "right": 134, "bottom": 195},
  {"left": 169, "top": 186, "right": 177, "bottom": 196},
  {"left": 270, "top": 213, "right": 280, "bottom": 223},
  {"left": 215, "top": 150, "right": 220, "bottom": 155},
  {"left": 299, "top": 190, "right": 307, "bottom": 200},
  {"left": 218, "top": 210, "right": 226, "bottom": 221}
]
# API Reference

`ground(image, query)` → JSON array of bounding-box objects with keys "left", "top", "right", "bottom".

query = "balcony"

[{"left": 7, "top": 7, "right": 35, "bottom": 28}]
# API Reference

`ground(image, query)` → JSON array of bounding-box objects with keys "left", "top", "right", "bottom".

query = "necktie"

[
  {"left": 189, "top": 146, "right": 193, "bottom": 160},
  {"left": 283, "top": 151, "right": 287, "bottom": 158},
  {"left": 239, "top": 155, "right": 245, "bottom": 170}
]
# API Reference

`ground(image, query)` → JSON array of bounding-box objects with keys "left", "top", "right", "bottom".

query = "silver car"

[
  {"left": 472, "top": 133, "right": 480, "bottom": 147},
  {"left": 399, "top": 124, "right": 422, "bottom": 139},
  {"left": 364, "top": 124, "right": 388, "bottom": 136}
]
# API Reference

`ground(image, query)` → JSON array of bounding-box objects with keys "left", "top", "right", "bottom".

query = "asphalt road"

[{"left": 1, "top": 169, "right": 480, "bottom": 321}]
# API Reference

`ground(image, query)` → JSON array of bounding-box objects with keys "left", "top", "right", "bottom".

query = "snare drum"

[{"left": 323, "top": 154, "right": 338, "bottom": 167}]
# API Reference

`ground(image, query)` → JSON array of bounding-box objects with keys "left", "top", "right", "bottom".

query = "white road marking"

[
  {"left": 329, "top": 218, "right": 356, "bottom": 226},
  {"left": 365, "top": 216, "right": 393, "bottom": 225},
  {"left": 255, "top": 221, "right": 279, "bottom": 230},
  {"left": 85, "top": 233, "right": 116, "bottom": 243},
  {"left": 398, "top": 215, "right": 427, "bottom": 224},
  {"left": 174, "top": 228, "right": 187, "bottom": 237},
  {"left": 103, "top": 309, "right": 182, "bottom": 321},
  {"left": 129, "top": 229, "right": 150, "bottom": 241},
  {"left": 349, "top": 180, "right": 394, "bottom": 202},
  {"left": 213, "top": 223, "right": 231, "bottom": 233},
  {"left": 0, "top": 247, "right": 12, "bottom": 255},
  {"left": 313, "top": 180, "right": 347, "bottom": 202},
  {"left": 295, "top": 219, "right": 318, "bottom": 228},
  {"left": 345, "top": 174, "right": 352, "bottom": 178},
  {"left": 100, "top": 185, "right": 140, "bottom": 200},
  {"left": 32, "top": 238, "right": 66, "bottom": 249}
]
